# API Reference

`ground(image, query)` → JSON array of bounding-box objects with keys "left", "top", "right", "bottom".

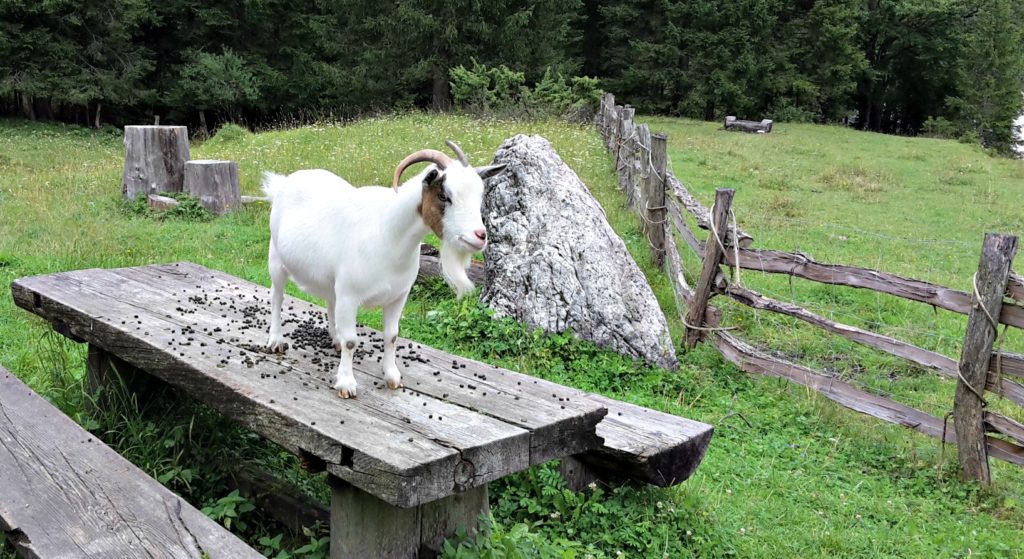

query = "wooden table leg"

[
  {"left": 329, "top": 477, "right": 488, "bottom": 559},
  {"left": 86, "top": 343, "right": 164, "bottom": 411}
]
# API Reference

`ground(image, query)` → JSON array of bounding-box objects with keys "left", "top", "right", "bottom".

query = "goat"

[{"left": 261, "top": 141, "right": 505, "bottom": 398}]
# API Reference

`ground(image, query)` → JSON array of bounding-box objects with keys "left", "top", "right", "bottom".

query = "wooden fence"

[{"left": 596, "top": 92, "right": 1024, "bottom": 482}]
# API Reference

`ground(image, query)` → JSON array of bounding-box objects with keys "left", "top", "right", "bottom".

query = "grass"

[{"left": 1, "top": 114, "right": 1023, "bottom": 557}]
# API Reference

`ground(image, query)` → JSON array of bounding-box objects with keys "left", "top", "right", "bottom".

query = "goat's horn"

[
  {"left": 392, "top": 149, "right": 454, "bottom": 190},
  {"left": 446, "top": 140, "right": 469, "bottom": 167}
]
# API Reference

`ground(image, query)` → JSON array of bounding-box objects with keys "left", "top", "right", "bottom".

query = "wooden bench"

[
  {"left": 0, "top": 367, "right": 262, "bottom": 558},
  {"left": 11, "top": 262, "right": 712, "bottom": 557}
]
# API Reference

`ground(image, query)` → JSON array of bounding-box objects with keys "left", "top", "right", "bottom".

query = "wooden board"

[
  {"left": 717, "top": 245, "right": 1024, "bottom": 329},
  {"left": 571, "top": 395, "right": 713, "bottom": 487},
  {"left": 712, "top": 331, "right": 1024, "bottom": 467},
  {"left": 11, "top": 263, "right": 606, "bottom": 508},
  {"left": 0, "top": 368, "right": 262, "bottom": 559}
]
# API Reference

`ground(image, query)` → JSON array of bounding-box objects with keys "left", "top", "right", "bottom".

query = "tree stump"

[
  {"left": 184, "top": 160, "right": 241, "bottom": 214},
  {"left": 122, "top": 125, "right": 190, "bottom": 200}
]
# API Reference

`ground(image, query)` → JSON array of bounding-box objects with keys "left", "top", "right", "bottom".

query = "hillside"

[{"left": 1, "top": 115, "right": 1023, "bottom": 558}]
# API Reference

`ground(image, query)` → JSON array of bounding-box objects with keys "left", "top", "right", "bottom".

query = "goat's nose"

[{"left": 474, "top": 229, "right": 487, "bottom": 242}]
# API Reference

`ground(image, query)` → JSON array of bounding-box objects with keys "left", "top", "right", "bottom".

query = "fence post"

[
  {"left": 644, "top": 133, "right": 668, "bottom": 269},
  {"left": 617, "top": 106, "right": 635, "bottom": 196},
  {"left": 684, "top": 188, "right": 734, "bottom": 349},
  {"left": 954, "top": 233, "right": 1018, "bottom": 484},
  {"left": 629, "top": 124, "right": 649, "bottom": 210}
]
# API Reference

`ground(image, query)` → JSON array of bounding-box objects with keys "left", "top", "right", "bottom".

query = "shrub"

[
  {"left": 921, "top": 116, "right": 958, "bottom": 139},
  {"left": 450, "top": 61, "right": 601, "bottom": 120},
  {"left": 208, "top": 123, "right": 253, "bottom": 145}
]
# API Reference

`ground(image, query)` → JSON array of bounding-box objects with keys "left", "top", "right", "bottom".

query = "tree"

[
  {"left": 947, "top": 0, "right": 1024, "bottom": 152},
  {"left": 169, "top": 49, "right": 259, "bottom": 135}
]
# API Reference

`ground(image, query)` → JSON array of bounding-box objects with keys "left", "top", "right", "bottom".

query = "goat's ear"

[
  {"left": 476, "top": 164, "right": 506, "bottom": 181},
  {"left": 423, "top": 168, "right": 441, "bottom": 186}
]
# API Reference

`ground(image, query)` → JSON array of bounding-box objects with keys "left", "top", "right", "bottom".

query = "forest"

[{"left": 1, "top": 0, "right": 1022, "bottom": 153}]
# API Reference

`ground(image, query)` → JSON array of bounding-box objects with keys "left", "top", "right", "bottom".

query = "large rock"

[{"left": 482, "top": 135, "right": 678, "bottom": 370}]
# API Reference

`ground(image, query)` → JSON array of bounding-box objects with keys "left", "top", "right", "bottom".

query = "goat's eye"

[{"left": 438, "top": 190, "right": 451, "bottom": 204}]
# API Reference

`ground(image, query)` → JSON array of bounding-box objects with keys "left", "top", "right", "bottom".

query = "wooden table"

[{"left": 12, "top": 262, "right": 608, "bottom": 557}]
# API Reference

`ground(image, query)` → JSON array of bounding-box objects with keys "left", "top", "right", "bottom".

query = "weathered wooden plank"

[
  {"left": 12, "top": 262, "right": 607, "bottom": 506},
  {"left": 991, "top": 351, "right": 1024, "bottom": 381},
  {"left": 711, "top": 331, "right": 1024, "bottom": 466},
  {"left": 12, "top": 270, "right": 532, "bottom": 508},
  {"left": 955, "top": 233, "right": 1017, "bottom": 484},
  {"left": 667, "top": 197, "right": 703, "bottom": 257},
  {"left": 1007, "top": 272, "right": 1023, "bottom": 303},
  {"left": 720, "top": 277, "right": 1024, "bottom": 407},
  {"left": 568, "top": 394, "right": 713, "bottom": 487},
  {"left": 717, "top": 244, "right": 1024, "bottom": 329},
  {"left": 685, "top": 189, "right": 734, "bottom": 348},
  {"left": 722, "top": 283, "right": 958, "bottom": 373},
  {"left": 666, "top": 174, "right": 753, "bottom": 248},
  {"left": 114, "top": 262, "right": 606, "bottom": 468},
  {"left": 985, "top": 412, "right": 1024, "bottom": 447},
  {"left": 0, "top": 368, "right": 262, "bottom": 559}
]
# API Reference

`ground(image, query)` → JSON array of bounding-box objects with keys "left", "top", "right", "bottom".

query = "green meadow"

[{"left": 1, "top": 114, "right": 1022, "bottom": 558}]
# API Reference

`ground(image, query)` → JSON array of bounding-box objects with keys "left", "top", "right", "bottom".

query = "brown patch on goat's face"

[{"left": 418, "top": 172, "right": 446, "bottom": 238}]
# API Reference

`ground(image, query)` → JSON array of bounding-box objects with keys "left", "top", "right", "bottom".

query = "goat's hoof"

[
  {"left": 266, "top": 339, "right": 289, "bottom": 353},
  {"left": 334, "top": 377, "right": 358, "bottom": 399},
  {"left": 334, "top": 342, "right": 342, "bottom": 353},
  {"left": 384, "top": 370, "right": 402, "bottom": 390}
]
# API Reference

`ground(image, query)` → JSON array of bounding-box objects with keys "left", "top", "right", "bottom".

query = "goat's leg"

[
  {"left": 333, "top": 298, "right": 359, "bottom": 398},
  {"left": 326, "top": 293, "right": 341, "bottom": 352},
  {"left": 381, "top": 292, "right": 409, "bottom": 390},
  {"left": 266, "top": 244, "right": 289, "bottom": 353}
]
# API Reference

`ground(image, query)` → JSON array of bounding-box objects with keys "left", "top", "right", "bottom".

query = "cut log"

[
  {"left": 482, "top": 134, "right": 678, "bottom": 370},
  {"left": 724, "top": 116, "right": 773, "bottom": 133},
  {"left": 147, "top": 193, "right": 180, "bottom": 211},
  {"left": 122, "top": 125, "right": 190, "bottom": 200},
  {"left": 184, "top": 160, "right": 241, "bottom": 215}
]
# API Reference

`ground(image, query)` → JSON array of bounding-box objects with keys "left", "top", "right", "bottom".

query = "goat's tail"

[{"left": 261, "top": 172, "right": 287, "bottom": 201}]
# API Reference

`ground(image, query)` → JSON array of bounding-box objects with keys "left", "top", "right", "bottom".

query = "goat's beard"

[{"left": 439, "top": 241, "right": 475, "bottom": 298}]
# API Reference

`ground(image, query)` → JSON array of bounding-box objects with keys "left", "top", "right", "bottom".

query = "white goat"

[{"left": 261, "top": 141, "right": 504, "bottom": 398}]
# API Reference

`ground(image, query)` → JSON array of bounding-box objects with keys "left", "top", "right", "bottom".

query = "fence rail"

[{"left": 596, "top": 92, "right": 1024, "bottom": 480}]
